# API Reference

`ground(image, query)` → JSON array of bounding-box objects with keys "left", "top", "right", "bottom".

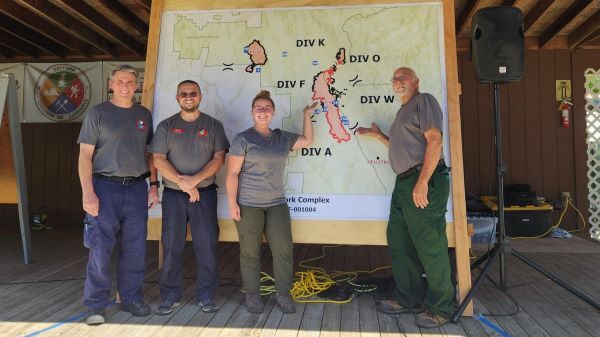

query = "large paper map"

[{"left": 153, "top": 3, "right": 451, "bottom": 221}]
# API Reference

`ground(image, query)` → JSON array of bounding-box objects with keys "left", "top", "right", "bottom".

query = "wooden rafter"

[
  {"left": 568, "top": 9, "right": 600, "bottom": 49},
  {"left": 0, "top": 12, "right": 66, "bottom": 58},
  {"left": 501, "top": 0, "right": 516, "bottom": 6},
  {"left": 0, "top": 33, "right": 42, "bottom": 58},
  {"left": 523, "top": 0, "right": 554, "bottom": 33},
  {"left": 52, "top": 0, "right": 145, "bottom": 56},
  {"left": 581, "top": 29, "right": 600, "bottom": 46},
  {"left": 539, "top": 0, "right": 593, "bottom": 48},
  {"left": 15, "top": 0, "right": 119, "bottom": 58},
  {"left": 94, "top": 0, "right": 149, "bottom": 39},
  {"left": 130, "top": 0, "right": 151, "bottom": 12},
  {"left": 0, "top": 1, "right": 91, "bottom": 57},
  {"left": 455, "top": 0, "right": 481, "bottom": 34},
  {"left": 0, "top": 45, "right": 16, "bottom": 59}
]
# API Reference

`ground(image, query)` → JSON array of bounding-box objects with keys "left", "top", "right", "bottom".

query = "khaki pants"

[{"left": 234, "top": 203, "right": 294, "bottom": 294}]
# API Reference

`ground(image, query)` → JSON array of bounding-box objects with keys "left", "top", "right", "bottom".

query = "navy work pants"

[
  {"left": 159, "top": 186, "right": 220, "bottom": 303},
  {"left": 83, "top": 178, "right": 148, "bottom": 310}
]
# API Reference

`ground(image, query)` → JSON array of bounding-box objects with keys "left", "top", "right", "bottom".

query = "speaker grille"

[{"left": 471, "top": 7, "right": 525, "bottom": 83}]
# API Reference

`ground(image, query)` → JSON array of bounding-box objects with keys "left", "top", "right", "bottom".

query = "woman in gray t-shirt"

[{"left": 226, "top": 90, "right": 317, "bottom": 315}]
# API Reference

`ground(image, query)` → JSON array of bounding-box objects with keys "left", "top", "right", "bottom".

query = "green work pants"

[
  {"left": 387, "top": 165, "right": 455, "bottom": 317},
  {"left": 234, "top": 203, "right": 294, "bottom": 294}
]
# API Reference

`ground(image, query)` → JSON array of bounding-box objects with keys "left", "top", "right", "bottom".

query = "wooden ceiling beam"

[
  {"left": 130, "top": 0, "right": 151, "bottom": 12},
  {"left": 0, "top": 13, "right": 66, "bottom": 58},
  {"left": 580, "top": 28, "right": 600, "bottom": 46},
  {"left": 52, "top": 0, "right": 145, "bottom": 56},
  {"left": 456, "top": 0, "right": 482, "bottom": 34},
  {"left": 0, "top": 44, "right": 16, "bottom": 59},
  {"left": 539, "top": 0, "right": 593, "bottom": 48},
  {"left": 568, "top": 9, "right": 600, "bottom": 49},
  {"left": 501, "top": 0, "right": 517, "bottom": 6},
  {"left": 15, "top": 0, "right": 119, "bottom": 58},
  {"left": 523, "top": 0, "right": 555, "bottom": 33},
  {"left": 0, "top": 1, "right": 91, "bottom": 57},
  {"left": 0, "top": 32, "right": 43, "bottom": 58},
  {"left": 94, "top": 0, "right": 149, "bottom": 39}
]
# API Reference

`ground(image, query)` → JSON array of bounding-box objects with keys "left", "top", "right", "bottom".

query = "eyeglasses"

[
  {"left": 178, "top": 92, "right": 199, "bottom": 98},
  {"left": 390, "top": 76, "right": 410, "bottom": 83},
  {"left": 111, "top": 64, "right": 139, "bottom": 78},
  {"left": 253, "top": 106, "right": 274, "bottom": 112}
]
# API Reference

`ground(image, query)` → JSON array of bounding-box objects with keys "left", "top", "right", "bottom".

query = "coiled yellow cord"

[
  {"left": 512, "top": 196, "right": 586, "bottom": 239},
  {"left": 253, "top": 245, "right": 391, "bottom": 304}
]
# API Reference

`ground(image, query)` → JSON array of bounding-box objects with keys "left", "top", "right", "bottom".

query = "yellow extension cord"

[
  {"left": 511, "top": 196, "right": 586, "bottom": 240},
  {"left": 469, "top": 196, "right": 586, "bottom": 259},
  {"left": 254, "top": 245, "right": 391, "bottom": 304}
]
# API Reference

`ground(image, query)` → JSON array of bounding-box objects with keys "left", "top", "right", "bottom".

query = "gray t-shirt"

[
  {"left": 77, "top": 101, "right": 153, "bottom": 177},
  {"left": 229, "top": 128, "right": 300, "bottom": 207},
  {"left": 388, "top": 92, "right": 444, "bottom": 174},
  {"left": 149, "top": 112, "right": 229, "bottom": 190}
]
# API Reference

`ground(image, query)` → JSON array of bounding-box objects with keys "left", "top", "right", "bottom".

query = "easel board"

[{"left": 142, "top": 0, "right": 472, "bottom": 314}]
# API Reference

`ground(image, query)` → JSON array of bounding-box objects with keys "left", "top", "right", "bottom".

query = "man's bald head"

[
  {"left": 391, "top": 67, "right": 420, "bottom": 103},
  {"left": 394, "top": 67, "right": 418, "bottom": 80}
]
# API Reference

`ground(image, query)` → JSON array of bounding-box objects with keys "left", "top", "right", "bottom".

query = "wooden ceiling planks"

[
  {"left": 0, "top": 0, "right": 598, "bottom": 61},
  {"left": 15, "top": 0, "right": 119, "bottom": 58},
  {"left": 539, "top": 0, "right": 594, "bottom": 48},
  {"left": 52, "top": 0, "right": 146, "bottom": 57}
]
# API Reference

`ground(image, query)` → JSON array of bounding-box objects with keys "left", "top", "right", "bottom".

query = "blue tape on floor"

[
  {"left": 475, "top": 313, "right": 512, "bottom": 337},
  {"left": 23, "top": 300, "right": 116, "bottom": 337},
  {"left": 23, "top": 312, "right": 85, "bottom": 337}
]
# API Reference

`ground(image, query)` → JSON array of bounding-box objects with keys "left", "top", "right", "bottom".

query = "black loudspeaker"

[{"left": 471, "top": 6, "right": 525, "bottom": 82}]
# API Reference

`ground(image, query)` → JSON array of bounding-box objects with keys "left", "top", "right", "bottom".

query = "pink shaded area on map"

[
  {"left": 244, "top": 40, "right": 267, "bottom": 73},
  {"left": 311, "top": 48, "right": 350, "bottom": 143},
  {"left": 247, "top": 41, "right": 267, "bottom": 65}
]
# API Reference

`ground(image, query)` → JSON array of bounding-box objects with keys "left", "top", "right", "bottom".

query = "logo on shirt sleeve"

[
  {"left": 136, "top": 119, "right": 148, "bottom": 131},
  {"left": 171, "top": 128, "right": 185, "bottom": 134},
  {"left": 197, "top": 129, "right": 208, "bottom": 137}
]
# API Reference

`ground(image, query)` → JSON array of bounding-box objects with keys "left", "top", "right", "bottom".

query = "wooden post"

[
  {"left": 141, "top": 0, "right": 164, "bottom": 110},
  {"left": 442, "top": 0, "right": 473, "bottom": 315}
]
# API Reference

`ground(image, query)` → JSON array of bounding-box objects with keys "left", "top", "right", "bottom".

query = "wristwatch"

[{"left": 149, "top": 181, "right": 160, "bottom": 188}]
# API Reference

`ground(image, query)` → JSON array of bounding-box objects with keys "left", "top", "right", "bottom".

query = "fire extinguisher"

[{"left": 559, "top": 100, "right": 572, "bottom": 128}]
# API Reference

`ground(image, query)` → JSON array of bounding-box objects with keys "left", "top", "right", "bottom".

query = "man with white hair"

[{"left": 357, "top": 67, "right": 454, "bottom": 328}]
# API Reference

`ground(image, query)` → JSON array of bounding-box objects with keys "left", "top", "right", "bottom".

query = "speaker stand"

[{"left": 452, "top": 82, "right": 600, "bottom": 323}]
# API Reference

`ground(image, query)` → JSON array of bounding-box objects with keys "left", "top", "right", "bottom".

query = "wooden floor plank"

[
  {"left": 296, "top": 244, "right": 326, "bottom": 337},
  {"left": 474, "top": 252, "right": 583, "bottom": 337},
  {"left": 3, "top": 228, "right": 600, "bottom": 337},
  {"left": 439, "top": 317, "right": 470, "bottom": 337},
  {"left": 505, "top": 253, "right": 597, "bottom": 337},
  {"left": 456, "top": 308, "right": 490, "bottom": 337},
  {"left": 474, "top": 280, "right": 530, "bottom": 336},
  {"left": 377, "top": 309, "right": 401, "bottom": 337},
  {"left": 358, "top": 294, "right": 380, "bottom": 337},
  {"left": 273, "top": 242, "right": 316, "bottom": 337},
  {"left": 471, "top": 297, "right": 504, "bottom": 336}
]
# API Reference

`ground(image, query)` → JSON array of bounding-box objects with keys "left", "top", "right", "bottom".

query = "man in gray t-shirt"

[
  {"left": 357, "top": 67, "right": 453, "bottom": 328},
  {"left": 77, "top": 65, "right": 159, "bottom": 325},
  {"left": 149, "top": 80, "right": 229, "bottom": 315}
]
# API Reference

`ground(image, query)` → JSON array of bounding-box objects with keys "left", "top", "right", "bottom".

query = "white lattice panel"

[{"left": 585, "top": 68, "right": 600, "bottom": 241}]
